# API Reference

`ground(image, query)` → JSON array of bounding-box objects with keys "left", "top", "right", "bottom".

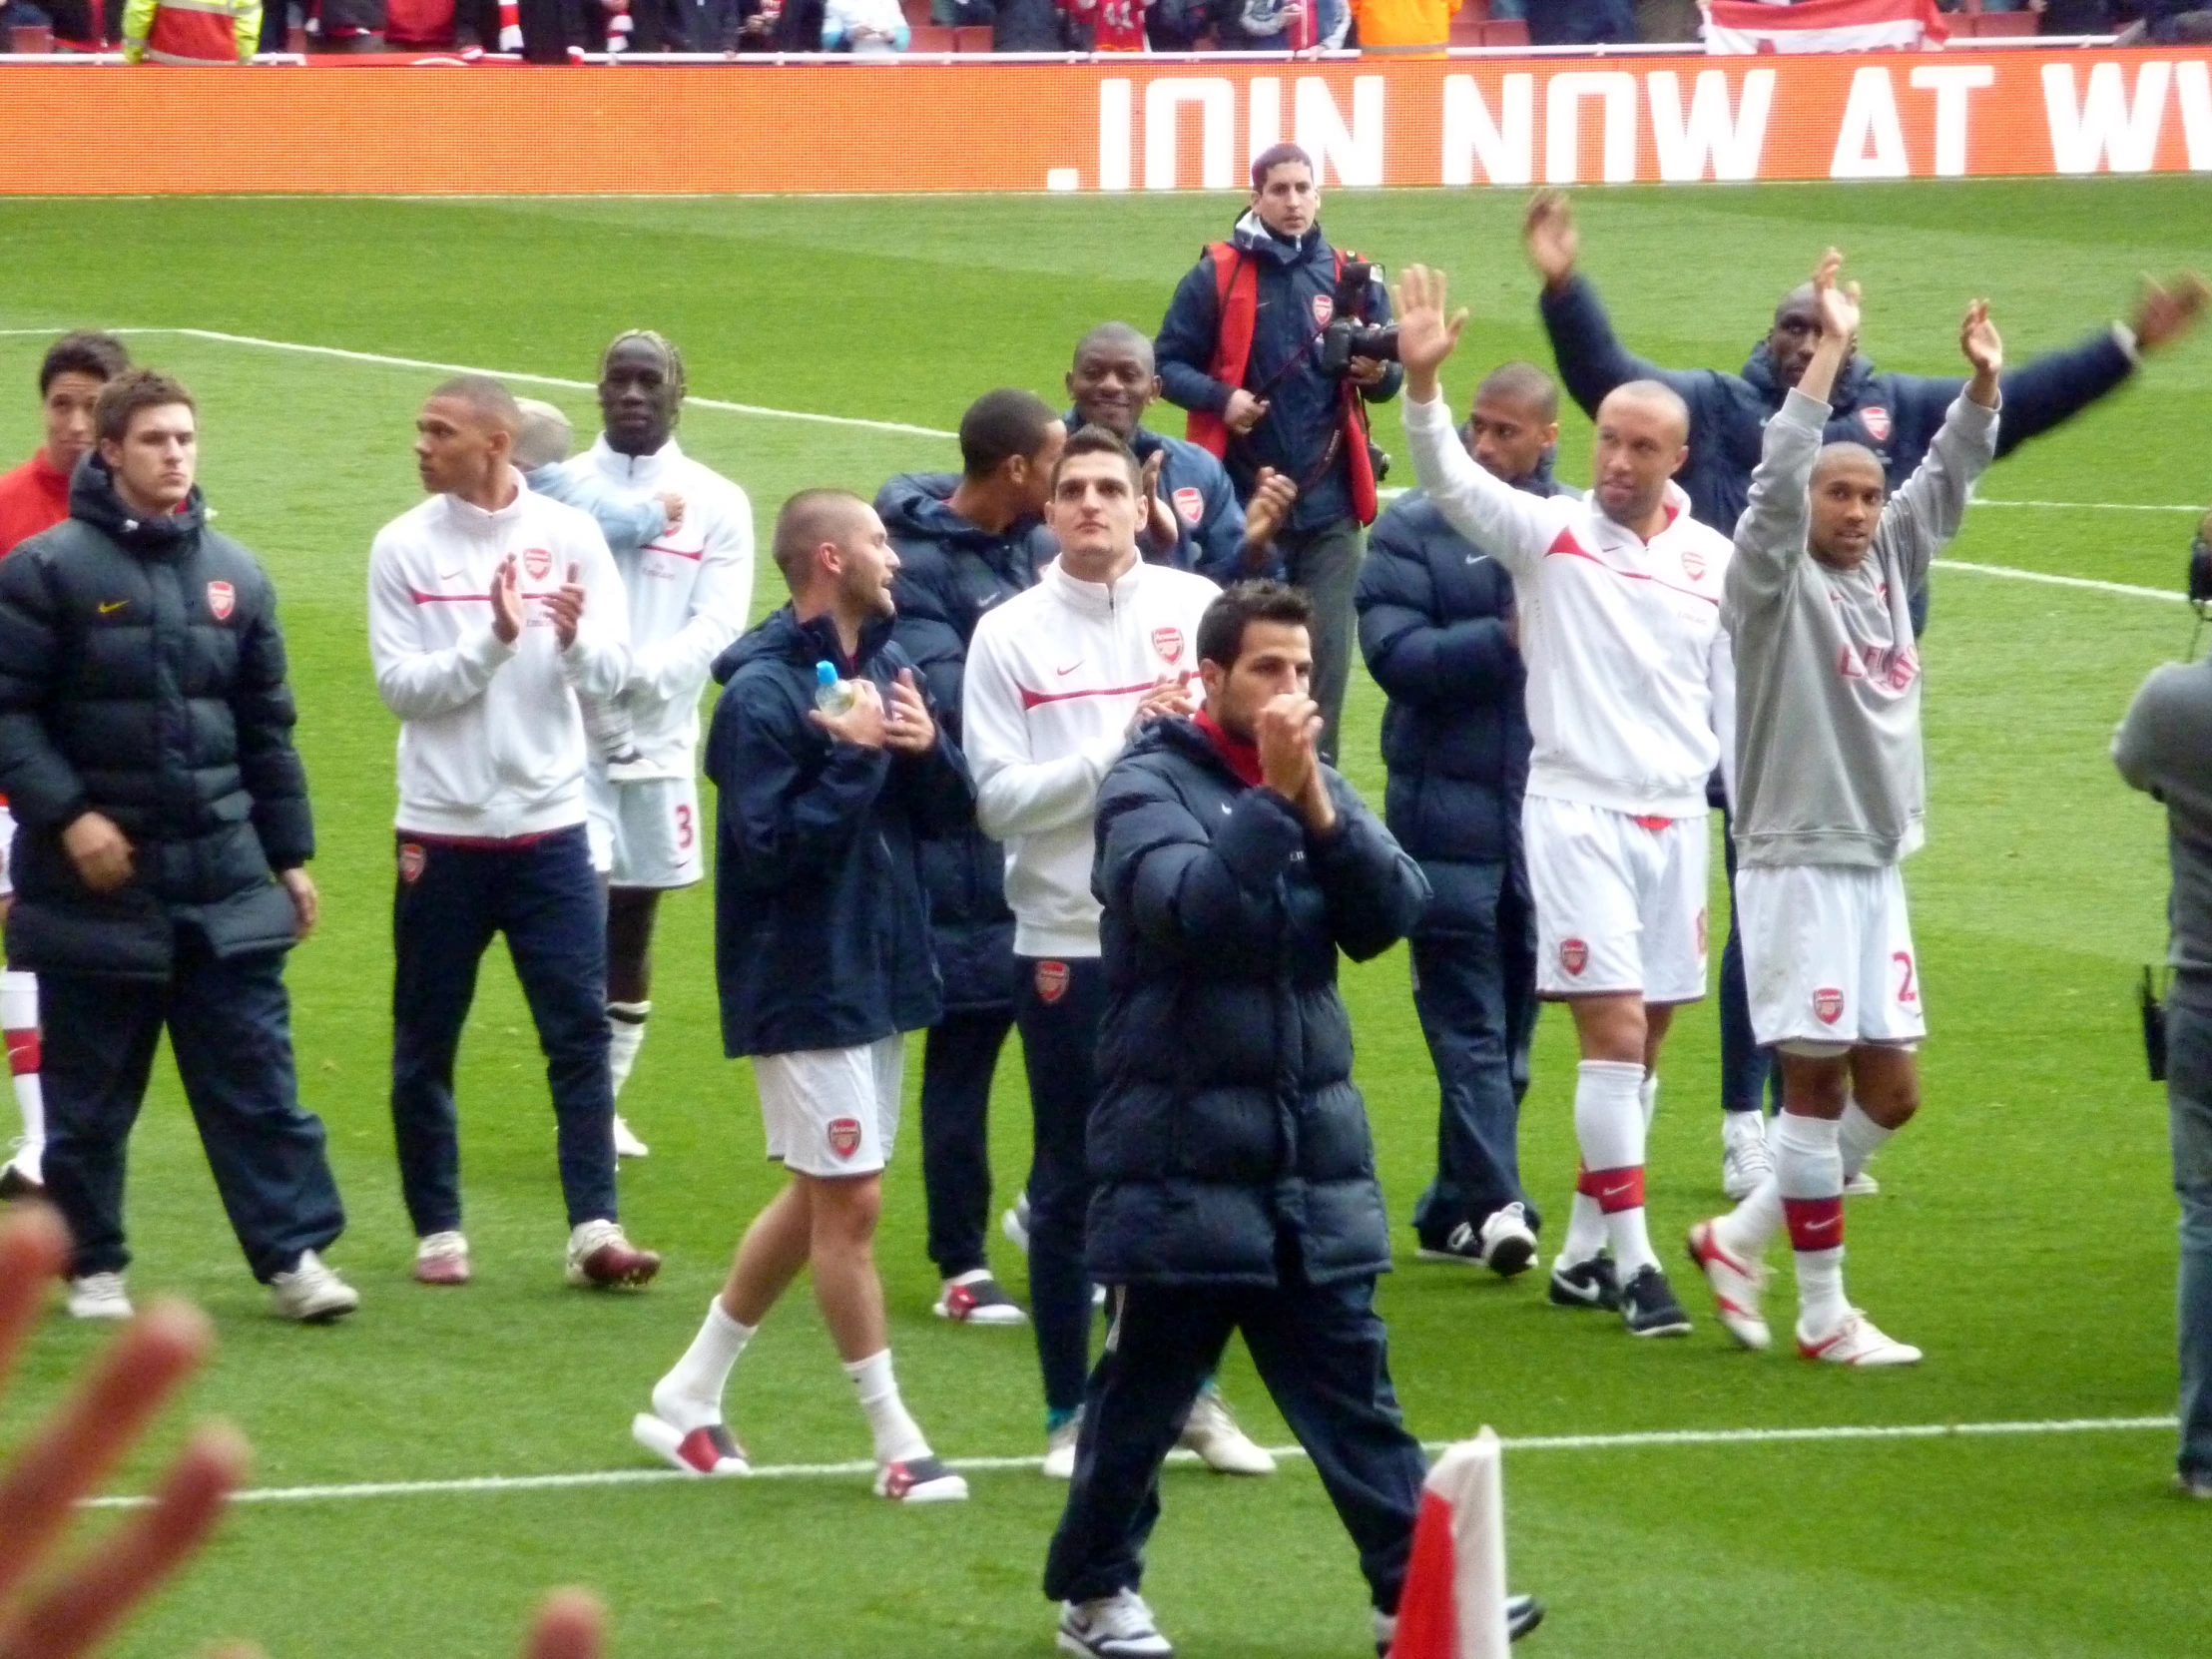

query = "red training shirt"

[{"left": 0, "top": 450, "right": 70, "bottom": 558}]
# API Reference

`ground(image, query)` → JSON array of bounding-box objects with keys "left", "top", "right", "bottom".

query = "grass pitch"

[{"left": 0, "top": 177, "right": 2209, "bottom": 1657}]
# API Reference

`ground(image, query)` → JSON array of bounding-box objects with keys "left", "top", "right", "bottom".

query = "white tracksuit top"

[
  {"left": 562, "top": 435, "right": 755, "bottom": 777},
  {"left": 1405, "top": 390, "right": 1736, "bottom": 820},
  {"left": 963, "top": 555, "right": 1220, "bottom": 959},
  {"left": 368, "top": 475, "right": 630, "bottom": 841}
]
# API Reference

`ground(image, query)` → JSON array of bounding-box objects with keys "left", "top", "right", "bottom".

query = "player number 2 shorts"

[
  {"left": 1736, "top": 861, "right": 1925, "bottom": 1054},
  {"left": 586, "top": 773, "right": 704, "bottom": 889},
  {"left": 756, "top": 1034, "right": 904, "bottom": 1180},
  {"left": 1526, "top": 794, "right": 1709, "bottom": 1004}
]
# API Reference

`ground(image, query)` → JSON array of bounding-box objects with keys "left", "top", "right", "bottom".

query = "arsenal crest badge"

[
  {"left": 1559, "top": 938, "right": 1589, "bottom": 977},
  {"left": 1680, "top": 548, "right": 1706, "bottom": 582},
  {"left": 1035, "top": 960, "right": 1070, "bottom": 1004},
  {"left": 397, "top": 842, "right": 426, "bottom": 884},
  {"left": 1173, "top": 487, "right": 1204, "bottom": 526},
  {"left": 522, "top": 546, "right": 554, "bottom": 581},
  {"left": 1859, "top": 406, "right": 1892, "bottom": 445},
  {"left": 1312, "top": 294, "right": 1335, "bottom": 327},
  {"left": 1812, "top": 987, "right": 1846, "bottom": 1025},
  {"left": 1151, "top": 626, "right": 1184, "bottom": 664},
  {"left": 205, "top": 580, "right": 236, "bottom": 622},
  {"left": 826, "top": 1117, "right": 863, "bottom": 1160}
]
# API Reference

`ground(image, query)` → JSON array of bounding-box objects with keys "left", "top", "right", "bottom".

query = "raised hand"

[
  {"left": 810, "top": 675, "right": 887, "bottom": 750},
  {"left": 656, "top": 492, "right": 686, "bottom": 535},
  {"left": 1138, "top": 448, "right": 1177, "bottom": 552},
  {"left": 1255, "top": 692, "right": 1322, "bottom": 809},
  {"left": 1390, "top": 264, "right": 1468, "bottom": 400},
  {"left": 1960, "top": 298, "right": 2002, "bottom": 407},
  {"left": 2133, "top": 273, "right": 2210, "bottom": 353},
  {"left": 1522, "top": 190, "right": 1578, "bottom": 291},
  {"left": 549, "top": 562, "right": 587, "bottom": 651},
  {"left": 1127, "top": 676, "right": 1197, "bottom": 736},
  {"left": 491, "top": 553, "right": 524, "bottom": 644},
  {"left": 882, "top": 668, "right": 937, "bottom": 755},
  {"left": 1241, "top": 467, "right": 1298, "bottom": 570},
  {"left": 1812, "top": 248, "right": 1861, "bottom": 343}
]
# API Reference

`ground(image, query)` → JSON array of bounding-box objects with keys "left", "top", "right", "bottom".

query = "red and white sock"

[
  {"left": 1575, "top": 1059, "right": 1656, "bottom": 1276},
  {"left": 1839, "top": 1094, "right": 1894, "bottom": 1181},
  {"left": 1557, "top": 1167, "right": 1607, "bottom": 1268},
  {"left": 2, "top": 970, "right": 41, "bottom": 1159},
  {"left": 1774, "top": 1111, "right": 1848, "bottom": 1335}
]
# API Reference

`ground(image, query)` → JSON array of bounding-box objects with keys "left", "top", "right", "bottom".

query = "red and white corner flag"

[
  {"left": 1702, "top": 0, "right": 1951, "bottom": 54},
  {"left": 1386, "top": 1430, "right": 1508, "bottom": 1659}
]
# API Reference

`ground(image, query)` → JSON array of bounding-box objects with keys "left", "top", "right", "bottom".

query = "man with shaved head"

[
  {"left": 1396, "top": 267, "right": 1734, "bottom": 1341},
  {"left": 1687, "top": 255, "right": 2000, "bottom": 1368},
  {"left": 1064, "top": 322, "right": 1295, "bottom": 581},
  {"left": 370, "top": 373, "right": 662, "bottom": 1294}
]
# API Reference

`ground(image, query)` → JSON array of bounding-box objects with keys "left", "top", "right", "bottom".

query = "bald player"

[
  {"left": 1686, "top": 257, "right": 1999, "bottom": 1368},
  {"left": 1394, "top": 265, "right": 1736, "bottom": 1341},
  {"left": 1063, "top": 321, "right": 1296, "bottom": 581}
]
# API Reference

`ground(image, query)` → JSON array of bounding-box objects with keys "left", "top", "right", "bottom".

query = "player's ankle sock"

[
  {"left": 654, "top": 1299, "right": 754, "bottom": 1430},
  {"left": 1838, "top": 1095, "right": 1894, "bottom": 1182},
  {"left": 1574, "top": 1061, "right": 1655, "bottom": 1273},
  {"left": 1774, "top": 1112, "right": 1849, "bottom": 1334},
  {"left": 1046, "top": 1403, "right": 1080, "bottom": 1434},
  {"left": 2, "top": 968, "right": 40, "bottom": 1153},
  {"left": 1639, "top": 1071, "right": 1660, "bottom": 1133},
  {"left": 844, "top": 1349, "right": 929, "bottom": 1465},
  {"left": 607, "top": 1001, "right": 652, "bottom": 1098},
  {"left": 1558, "top": 1170, "right": 1607, "bottom": 1267},
  {"left": 1715, "top": 1173, "right": 1784, "bottom": 1261}
]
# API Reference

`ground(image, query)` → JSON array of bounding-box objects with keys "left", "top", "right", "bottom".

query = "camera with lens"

[{"left": 1318, "top": 260, "right": 1398, "bottom": 379}]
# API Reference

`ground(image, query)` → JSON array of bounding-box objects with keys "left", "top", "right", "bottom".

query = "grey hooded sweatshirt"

[{"left": 1725, "top": 384, "right": 1998, "bottom": 869}]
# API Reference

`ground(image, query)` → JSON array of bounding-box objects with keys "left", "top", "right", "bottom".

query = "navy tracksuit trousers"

[
  {"left": 1015, "top": 952, "right": 1104, "bottom": 1419},
  {"left": 919, "top": 1004, "right": 1016, "bottom": 1279},
  {"left": 1718, "top": 812, "right": 1782, "bottom": 1117},
  {"left": 1044, "top": 1254, "right": 1427, "bottom": 1613},
  {"left": 1408, "top": 855, "right": 1541, "bottom": 1244},
  {"left": 42, "top": 930, "right": 344, "bottom": 1284},
  {"left": 389, "top": 826, "right": 618, "bottom": 1236}
]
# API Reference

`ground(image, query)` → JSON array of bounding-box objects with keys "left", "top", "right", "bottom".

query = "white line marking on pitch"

[
  {"left": 79, "top": 1413, "right": 2176, "bottom": 1511},
  {"left": 1933, "top": 560, "right": 2186, "bottom": 603}
]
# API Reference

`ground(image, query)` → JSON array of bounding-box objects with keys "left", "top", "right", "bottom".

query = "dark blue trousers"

[
  {"left": 919, "top": 1004, "right": 1016, "bottom": 1278},
  {"left": 390, "top": 827, "right": 618, "bottom": 1236},
  {"left": 1409, "top": 856, "right": 1540, "bottom": 1244},
  {"left": 1044, "top": 1260, "right": 1427, "bottom": 1613},
  {"left": 1719, "top": 812, "right": 1782, "bottom": 1117},
  {"left": 1015, "top": 952, "right": 1104, "bottom": 1419},
  {"left": 42, "top": 932, "right": 344, "bottom": 1283}
]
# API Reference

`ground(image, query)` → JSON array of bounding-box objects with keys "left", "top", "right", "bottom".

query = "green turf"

[{"left": 1, "top": 177, "right": 2210, "bottom": 1657}]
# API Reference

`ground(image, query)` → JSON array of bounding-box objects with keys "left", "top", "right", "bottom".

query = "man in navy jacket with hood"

[
  {"left": 876, "top": 388, "right": 1062, "bottom": 1326},
  {"left": 1355, "top": 362, "right": 1563, "bottom": 1280},
  {"left": 630, "top": 488, "right": 975, "bottom": 1507}
]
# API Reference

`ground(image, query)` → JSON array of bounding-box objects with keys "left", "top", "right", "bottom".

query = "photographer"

[
  {"left": 2115, "top": 548, "right": 2212, "bottom": 1497},
  {"left": 1156, "top": 142, "right": 1402, "bottom": 766}
]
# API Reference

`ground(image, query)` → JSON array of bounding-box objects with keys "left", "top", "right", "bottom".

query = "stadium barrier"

[{"left": 1, "top": 46, "right": 2208, "bottom": 194}]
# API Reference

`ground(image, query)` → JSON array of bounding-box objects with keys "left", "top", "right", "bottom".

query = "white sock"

[
  {"left": 608, "top": 1001, "right": 651, "bottom": 1099},
  {"left": 1773, "top": 1113, "right": 1849, "bottom": 1336},
  {"left": 1839, "top": 1095, "right": 1894, "bottom": 1181},
  {"left": 1575, "top": 1059, "right": 1656, "bottom": 1276},
  {"left": 1639, "top": 1071, "right": 1660, "bottom": 1133},
  {"left": 843, "top": 1349, "right": 929, "bottom": 1465},
  {"left": 2, "top": 969, "right": 39, "bottom": 1152},
  {"left": 1557, "top": 1189, "right": 1607, "bottom": 1269},
  {"left": 654, "top": 1299, "right": 754, "bottom": 1431}
]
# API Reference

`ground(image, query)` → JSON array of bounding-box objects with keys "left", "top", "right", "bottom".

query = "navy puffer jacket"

[
  {"left": 0, "top": 456, "right": 310, "bottom": 977},
  {"left": 876, "top": 472, "right": 1054, "bottom": 1012},
  {"left": 1085, "top": 718, "right": 1430, "bottom": 1289}
]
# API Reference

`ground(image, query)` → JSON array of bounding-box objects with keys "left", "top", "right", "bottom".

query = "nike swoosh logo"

[
  {"left": 1600, "top": 1182, "right": 1636, "bottom": 1202},
  {"left": 1464, "top": 553, "right": 1489, "bottom": 566},
  {"left": 438, "top": 570, "right": 464, "bottom": 582},
  {"left": 1803, "top": 1217, "right": 1841, "bottom": 1235},
  {"left": 97, "top": 601, "right": 128, "bottom": 615},
  {"left": 1055, "top": 662, "right": 1082, "bottom": 677},
  {"left": 1220, "top": 803, "right": 1233, "bottom": 816}
]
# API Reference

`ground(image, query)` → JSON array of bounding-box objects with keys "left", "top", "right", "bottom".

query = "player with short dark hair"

[
  {"left": 1686, "top": 255, "right": 2001, "bottom": 1367},
  {"left": 632, "top": 488, "right": 974, "bottom": 1505}
]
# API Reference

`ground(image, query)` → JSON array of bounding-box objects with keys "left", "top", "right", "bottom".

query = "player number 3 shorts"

[{"left": 1736, "top": 861, "right": 1925, "bottom": 1054}]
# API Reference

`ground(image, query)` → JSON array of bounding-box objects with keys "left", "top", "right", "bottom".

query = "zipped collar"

[
  {"left": 586, "top": 432, "right": 683, "bottom": 489},
  {"left": 1041, "top": 552, "right": 1150, "bottom": 617},
  {"left": 1229, "top": 210, "right": 1324, "bottom": 268},
  {"left": 440, "top": 469, "right": 533, "bottom": 537}
]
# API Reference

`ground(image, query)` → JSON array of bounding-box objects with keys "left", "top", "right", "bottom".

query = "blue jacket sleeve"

[
  {"left": 886, "top": 652, "right": 978, "bottom": 839},
  {"left": 707, "top": 676, "right": 892, "bottom": 888},
  {"left": 1305, "top": 777, "right": 1430, "bottom": 962},
  {"left": 1355, "top": 511, "right": 1519, "bottom": 706},
  {"left": 1157, "top": 258, "right": 1232, "bottom": 416},
  {"left": 230, "top": 566, "right": 314, "bottom": 870},
  {"left": 1538, "top": 273, "right": 1717, "bottom": 424},
  {"left": 1096, "top": 760, "right": 1303, "bottom": 959},
  {"left": 1991, "top": 328, "right": 2133, "bottom": 458},
  {"left": 0, "top": 544, "right": 90, "bottom": 831},
  {"left": 887, "top": 550, "right": 970, "bottom": 745}
]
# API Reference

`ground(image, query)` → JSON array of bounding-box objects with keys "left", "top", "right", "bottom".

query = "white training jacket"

[
  {"left": 1404, "top": 389, "right": 1736, "bottom": 821},
  {"left": 368, "top": 474, "right": 631, "bottom": 841},
  {"left": 963, "top": 555, "right": 1220, "bottom": 960},
  {"left": 563, "top": 435, "right": 755, "bottom": 778}
]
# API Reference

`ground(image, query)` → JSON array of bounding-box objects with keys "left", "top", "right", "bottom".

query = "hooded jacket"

[
  {"left": 876, "top": 472, "right": 1056, "bottom": 1011},
  {"left": 1538, "top": 272, "right": 2136, "bottom": 624},
  {"left": 1085, "top": 717, "right": 1430, "bottom": 1288},
  {"left": 1156, "top": 213, "right": 1402, "bottom": 536},
  {"left": 1354, "top": 458, "right": 1566, "bottom": 922},
  {"left": 707, "top": 604, "right": 974, "bottom": 1057},
  {"left": 0, "top": 456, "right": 310, "bottom": 976}
]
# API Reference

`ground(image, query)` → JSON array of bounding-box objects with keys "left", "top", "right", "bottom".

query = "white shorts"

[
  {"left": 756, "top": 1035, "right": 904, "bottom": 1179},
  {"left": 1737, "top": 862, "right": 1925, "bottom": 1054},
  {"left": 0, "top": 801, "right": 15, "bottom": 900},
  {"left": 586, "top": 773, "right": 704, "bottom": 889},
  {"left": 1526, "top": 795, "right": 1709, "bottom": 1003}
]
